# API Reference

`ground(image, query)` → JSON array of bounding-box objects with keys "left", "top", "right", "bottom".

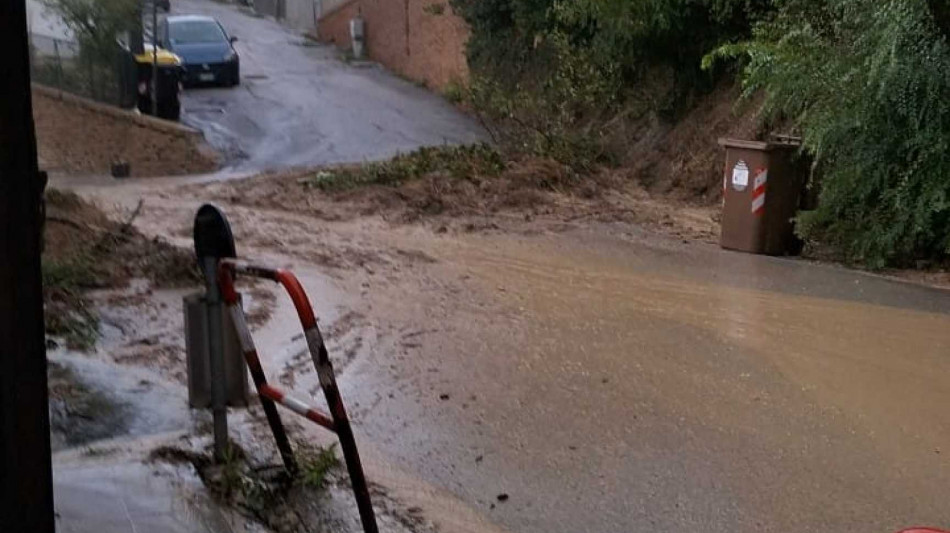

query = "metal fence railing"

[{"left": 28, "top": 32, "right": 135, "bottom": 107}]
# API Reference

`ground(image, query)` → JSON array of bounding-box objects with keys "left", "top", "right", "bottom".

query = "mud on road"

[{"left": 63, "top": 167, "right": 950, "bottom": 533}]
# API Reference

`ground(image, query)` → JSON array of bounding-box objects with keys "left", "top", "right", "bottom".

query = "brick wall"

[{"left": 318, "top": 0, "right": 469, "bottom": 90}]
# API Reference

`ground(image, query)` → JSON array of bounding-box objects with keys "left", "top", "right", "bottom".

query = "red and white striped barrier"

[
  {"left": 259, "top": 383, "right": 335, "bottom": 431},
  {"left": 218, "top": 258, "right": 378, "bottom": 533}
]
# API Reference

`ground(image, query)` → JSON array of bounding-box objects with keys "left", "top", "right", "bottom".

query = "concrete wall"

[
  {"left": 284, "top": 0, "right": 321, "bottom": 33},
  {"left": 317, "top": 0, "right": 469, "bottom": 90},
  {"left": 254, "top": 0, "right": 282, "bottom": 20},
  {"left": 254, "top": 0, "right": 319, "bottom": 35}
]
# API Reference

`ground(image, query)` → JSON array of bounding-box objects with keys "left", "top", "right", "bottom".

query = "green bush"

[
  {"left": 711, "top": 0, "right": 950, "bottom": 267},
  {"left": 451, "top": 0, "right": 767, "bottom": 168}
]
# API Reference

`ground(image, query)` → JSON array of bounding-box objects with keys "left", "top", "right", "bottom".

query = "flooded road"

[
  {"left": 338, "top": 227, "right": 950, "bottom": 533},
  {"left": 74, "top": 180, "right": 950, "bottom": 533}
]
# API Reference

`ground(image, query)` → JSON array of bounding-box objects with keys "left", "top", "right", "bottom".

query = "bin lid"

[
  {"left": 134, "top": 44, "right": 182, "bottom": 66},
  {"left": 718, "top": 135, "right": 802, "bottom": 151}
]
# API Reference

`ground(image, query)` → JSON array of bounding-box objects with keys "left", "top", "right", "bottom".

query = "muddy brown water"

[
  {"left": 70, "top": 183, "right": 950, "bottom": 533},
  {"left": 342, "top": 227, "right": 950, "bottom": 533}
]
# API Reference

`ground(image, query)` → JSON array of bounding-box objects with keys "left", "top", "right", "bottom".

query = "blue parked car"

[{"left": 158, "top": 15, "right": 239, "bottom": 87}]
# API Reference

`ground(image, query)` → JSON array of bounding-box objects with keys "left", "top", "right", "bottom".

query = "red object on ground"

[{"left": 898, "top": 529, "right": 950, "bottom": 533}]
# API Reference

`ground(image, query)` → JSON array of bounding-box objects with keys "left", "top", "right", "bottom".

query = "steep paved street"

[{"left": 172, "top": 0, "right": 485, "bottom": 169}]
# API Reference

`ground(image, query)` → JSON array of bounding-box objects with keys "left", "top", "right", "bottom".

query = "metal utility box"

[
  {"left": 350, "top": 17, "right": 365, "bottom": 59},
  {"left": 184, "top": 292, "right": 250, "bottom": 408},
  {"left": 718, "top": 137, "right": 805, "bottom": 255}
]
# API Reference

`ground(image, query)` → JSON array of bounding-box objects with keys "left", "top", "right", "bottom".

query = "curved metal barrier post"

[{"left": 218, "top": 258, "right": 378, "bottom": 533}]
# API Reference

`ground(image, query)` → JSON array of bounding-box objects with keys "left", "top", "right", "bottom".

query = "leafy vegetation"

[
  {"left": 708, "top": 0, "right": 950, "bottom": 266},
  {"left": 298, "top": 444, "right": 340, "bottom": 489},
  {"left": 40, "top": 0, "right": 140, "bottom": 103},
  {"left": 43, "top": 255, "right": 99, "bottom": 350},
  {"left": 450, "top": 0, "right": 769, "bottom": 173},
  {"left": 43, "top": 0, "right": 139, "bottom": 56},
  {"left": 451, "top": 0, "right": 950, "bottom": 267}
]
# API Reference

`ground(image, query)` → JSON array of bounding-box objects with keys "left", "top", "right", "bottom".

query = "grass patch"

[
  {"left": 150, "top": 442, "right": 342, "bottom": 532},
  {"left": 299, "top": 143, "right": 505, "bottom": 192},
  {"left": 443, "top": 80, "right": 465, "bottom": 104},
  {"left": 43, "top": 255, "right": 100, "bottom": 350},
  {"left": 298, "top": 444, "right": 340, "bottom": 489}
]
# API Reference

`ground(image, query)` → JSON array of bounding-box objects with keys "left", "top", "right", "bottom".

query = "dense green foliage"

[
  {"left": 452, "top": 0, "right": 769, "bottom": 171},
  {"left": 455, "top": 0, "right": 764, "bottom": 85},
  {"left": 710, "top": 0, "right": 950, "bottom": 266},
  {"left": 454, "top": 0, "right": 950, "bottom": 267}
]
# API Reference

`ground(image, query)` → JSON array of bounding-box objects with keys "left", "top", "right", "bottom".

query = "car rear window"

[{"left": 169, "top": 20, "right": 226, "bottom": 44}]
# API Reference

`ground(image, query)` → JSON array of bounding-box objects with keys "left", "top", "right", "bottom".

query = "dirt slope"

[
  {"left": 33, "top": 90, "right": 219, "bottom": 177},
  {"left": 624, "top": 84, "right": 765, "bottom": 202}
]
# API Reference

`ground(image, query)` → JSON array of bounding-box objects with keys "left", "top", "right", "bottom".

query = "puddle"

[
  {"left": 48, "top": 361, "right": 132, "bottom": 451},
  {"left": 48, "top": 352, "right": 194, "bottom": 451}
]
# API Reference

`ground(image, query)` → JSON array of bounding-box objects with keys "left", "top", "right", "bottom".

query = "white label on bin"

[{"left": 731, "top": 160, "right": 749, "bottom": 191}]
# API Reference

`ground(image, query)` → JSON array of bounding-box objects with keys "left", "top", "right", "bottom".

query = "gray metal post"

[
  {"left": 203, "top": 257, "right": 229, "bottom": 460},
  {"left": 151, "top": 0, "right": 158, "bottom": 116}
]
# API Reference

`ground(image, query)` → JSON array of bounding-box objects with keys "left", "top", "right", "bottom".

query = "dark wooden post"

[{"left": 0, "top": 0, "right": 56, "bottom": 531}]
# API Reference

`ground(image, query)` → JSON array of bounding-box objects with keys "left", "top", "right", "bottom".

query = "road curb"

[{"left": 31, "top": 83, "right": 202, "bottom": 139}]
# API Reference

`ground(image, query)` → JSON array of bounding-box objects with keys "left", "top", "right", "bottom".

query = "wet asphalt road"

[{"left": 171, "top": 0, "right": 485, "bottom": 170}]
